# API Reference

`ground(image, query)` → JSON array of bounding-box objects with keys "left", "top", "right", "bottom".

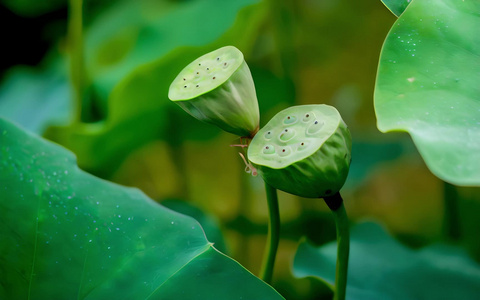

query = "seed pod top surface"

[
  {"left": 248, "top": 105, "right": 344, "bottom": 168},
  {"left": 168, "top": 46, "right": 244, "bottom": 101},
  {"left": 168, "top": 46, "right": 259, "bottom": 137},
  {"left": 247, "top": 104, "right": 352, "bottom": 198}
]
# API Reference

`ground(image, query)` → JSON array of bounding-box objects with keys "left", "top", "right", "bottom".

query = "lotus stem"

[
  {"left": 324, "top": 192, "right": 350, "bottom": 300},
  {"left": 259, "top": 181, "right": 280, "bottom": 284}
]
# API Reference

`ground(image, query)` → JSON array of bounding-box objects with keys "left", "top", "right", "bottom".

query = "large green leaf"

[
  {"left": 374, "top": 0, "right": 480, "bottom": 185},
  {"left": 381, "top": 0, "right": 412, "bottom": 17},
  {"left": 0, "top": 118, "right": 283, "bottom": 299},
  {"left": 293, "top": 222, "right": 480, "bottom": 300},
  {"left": 161, "top": 199, "right": 228, "bottom": 254}
]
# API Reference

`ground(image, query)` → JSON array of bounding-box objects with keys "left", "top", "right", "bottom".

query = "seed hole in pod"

[
  {"left": 284, "top": 115, "right": 297, "bottom": 125},
  {"left": 307, "top": 120, "right": 324, "bottom": 135},
  {"left": 264, "top": 131, "right": 273, "bottom": 140},
  {"left": 279, "top": 128, "right": 295, "bottom": 142},
  {"left": 198, "top": 63, "right": 201, "bottom": 66},
  {"left": 263, "top": 145, "right": 275, "bottom": 154},
  {"left": 206, "top": 68, "right": 210, "bottom": 71},
  {"left": 183, "top": 78, "right": 186, "bottom": 81},
  {"left": 297, "top": 141, "right": 309, "bottom": 151},
  {"left": 223, "top": 62, "right": 228, "bottom": 68},
  {"left": 196, "top": 72, "right": 199, "bottom": 75},
  {"left": 196, "top": 85, "right": 199, "bottom": 88},
  {"left": 184, "top": 85, "right": 187, "bottom": 88},
  {"left": 303, "top": 112, "right": 315, "bottom": 122},
  {"left": 216, "top": 57, "right": 220, "bottom": 61},
  {"left": 278, "top": 147, "right": 291, "bottom": 157},
  {"left": 213, "top": 77, "right": 216, "bottom": 80}
]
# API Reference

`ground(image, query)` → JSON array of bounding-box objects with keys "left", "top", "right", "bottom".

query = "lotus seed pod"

[
  {"left": 247, "top": 105, "right": 352, "bottom": 198},
  {"left": 168, "top": 46, "right": 260, "bottom": 137}
]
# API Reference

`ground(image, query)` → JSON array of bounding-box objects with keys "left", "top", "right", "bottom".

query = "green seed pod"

[
  {"left": 168, "top": 46, "right": 260, "bottom": 137},
  {"left": 247, "top": 105, "right": 352, "bottom": 198}
]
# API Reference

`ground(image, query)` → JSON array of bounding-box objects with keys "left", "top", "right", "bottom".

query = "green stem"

[
  {"left": 259, "top": 181, "right": 280, "bottom": 284},
  {"left": 324, "top": 192, "right": 350, "bottom": 300},
  {"left": 67, "top": 0, "right": 85, "bottom": 122}
]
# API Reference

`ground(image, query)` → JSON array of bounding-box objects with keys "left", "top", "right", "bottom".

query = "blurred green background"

[{"left": 1, "top": 0, "right": 479, "bottom": 298}]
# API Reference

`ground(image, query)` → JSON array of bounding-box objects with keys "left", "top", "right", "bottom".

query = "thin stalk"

[
  {"left": 67, "top": 0, "right": 85, "bottom": 122},
  {"left": 324, "top": 192, "right": 350, "bottom": 300},
  {"left": 259, "top": 181, "right": 280, "bottom": 284}
]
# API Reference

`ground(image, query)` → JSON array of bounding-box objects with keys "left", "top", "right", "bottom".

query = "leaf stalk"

[{"left": 259, "top": 181, "right": 280, "bottom": 284}]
